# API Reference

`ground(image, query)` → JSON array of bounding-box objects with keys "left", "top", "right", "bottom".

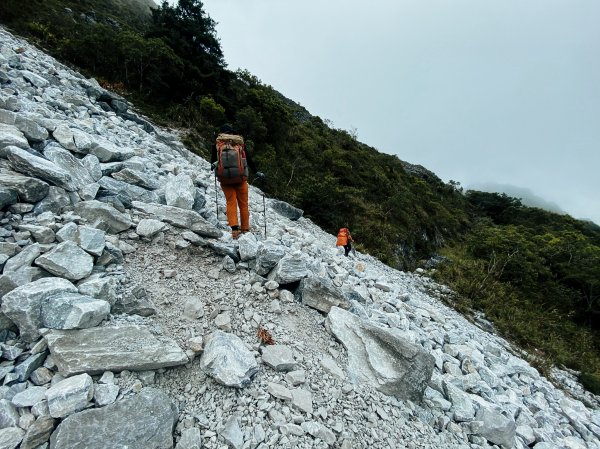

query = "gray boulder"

[
  {"left": 112, "top": 290, "right": 157, "bottom": 317},
  {"left": 79, "top": 182, "right": 100, "bottom": 201},
  {"left": 6, "top": 146, "right": 76, "bottom": 191},
  {"left": 49, "top": 388, "right": 177, "bottom": 449},
  {"left": 43, "top": 144, "right": 95, "bottom": 189},
  {"left": 326, "top": 306, "right": 435, "bottom": 402},
  {"left": 270, "top": 199, "right": 303, "bottom": 221},
  {"left": 99, "top": 162, "right": 123, "bottom": 177},
  {"left": 89, "top": 139, "right": 135, "bottom": 162},
  {"left": 261, "top": 345, "right": 296, "bottom": 372},
  {"left": 51, "top": 124, "right": 76, "bottom": 151},
  {"left": 33, "top": 186, "right": 70, "bottom": 215},
  {"left": 20, "top": 415, "right": 55, "bottom": 449},
  {"left": 0, "top": 427, "right": 24, "bottom": 449},
  {"left": 77, "top": 274, "right": 118, "bottom": 306},
  {"left": 15, "top": 115, "right": 48, "bottom": 143},
  {"left": 41, "top": 292, "right": 110, "bottom": 330},
  {"left": 182, "top": 297, "right": 204, "bottom": 320},
  {"left": 269, "top": 254, "right": 309, "bottom": 284},
  {"left": 0, "top": 270, "right": 32, "bottom": 302},
  {"left": 255, "top": 242, "right": 286, "bottom": 276},
  {"left": 475, "top": 403, "right": 516, "bottom": 448},
  {"left": 98, "top": 176, "right": 159, "bottom": 204},
  {"left": 200, "top": 330, "right": 259, "bottom": 388},
  {"left": 21, "top": 70, "right": 49, "bottom": 88},
  {"left": 55, "top": 222, "right": 77, "bottom": 242},
  {"left": 0, "top": 174, "right": 49, "bottom": 203},
  {"left": 205, "top": 241, "right": 239, "bottom": 263},
  {"left": 3, "top": 243, "right": 41, "bottom": 273},
  {"left": 46, "top": 373, "right": 94, "bottom": 418},
  {"left": 96, "top": 242, "right": 124, "bottom": 266},
  {"left": 165, "top": 173, "right": 195, "bottom": 210},
  {"left": 16, "top": 224, "right": 55, "bottom": 244},
  {"left": 0, "top": 399, "right": 19, "bottom": 428},
  {"left": 93, "top": 383, "right": 119, "bottom": 406},
  {"left": 57, "top": 224, "right": 105, "bottom": 257},
  {"left": 176, "top": 427, "right": 202, "bottom": 449},
  {"left": 298, "top": 276, "right": 350, "bottom": 313},
  {"left": 220, "top": 416, "right": 243, "bottom": 449},
  {"left": 71, "top": 128, "right": 97, "bottom": 154},
  {"left": 35, "top": 241, "right": 94, "bottom": 280},
  {"left": 192, "top": 187, "right": 206, "bottom": 213},
  {"left": 132, "top": 201, "right": 221, "bottom": 238},
  {"left": 11, "top": 386, "right": 47, "bottom": 408},
  {"left": 44, "top": 325, "right": 188, "bottom": 376},
  {"left": 13, "top": 352, "right": 47, "bottom": 383},
  {"left": 75, "top": 226, "right": 106, "bottom": 257},
  {"left": 0, "top": 124, "right": 29, "bottom": 155},
  {"left": 112, "top": 168, "right": 158, "bottom": 190},
  {"left": 74, "top": 200, "right": 132, "bottom": 233},
  {"left": 81, "top": 154, "right": 102, "bottom": 181},
  {"left": 238, "top": 232, "right": 259, "bottom": 261},
  {"left": 0, "top": 187, "right": 17, "bottom": 210},
  {"left": 136, "top": 219, "right": 168, "bottom": 238},
  {"left": 1, "top": 277, "right": 78, "bottom": 342}
]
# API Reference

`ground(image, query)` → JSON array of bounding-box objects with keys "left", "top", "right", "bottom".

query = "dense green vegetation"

[
  {"left": 2, "top": 0, "right": 599, "bottom": 392},
  {"left": 433, "top": 192, "right": 600, "bottom": 391}
]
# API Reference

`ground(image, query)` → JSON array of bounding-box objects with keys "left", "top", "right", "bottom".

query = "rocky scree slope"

[{"left": 0, "top": 26, "right": 599, "bottom": 449}]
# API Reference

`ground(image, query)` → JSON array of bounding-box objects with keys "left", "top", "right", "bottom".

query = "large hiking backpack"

[
  {"left": 215, "top": 133, "right": 248, "bottom": 184},
  {"left": 336, "top": 228, "right": 349, "bottom": 246}
]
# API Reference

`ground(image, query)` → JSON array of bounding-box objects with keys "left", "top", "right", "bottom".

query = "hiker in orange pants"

[
  {"left": 211, "top": 124, "right": 264, "bottom": 239},
  {"left": 221, "top": 182, "right": 249, "bottom": 238}
]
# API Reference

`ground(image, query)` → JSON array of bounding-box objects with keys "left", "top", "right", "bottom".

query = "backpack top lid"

[{"left": 216, "top": 133, "right": 244, "bottom": 145}]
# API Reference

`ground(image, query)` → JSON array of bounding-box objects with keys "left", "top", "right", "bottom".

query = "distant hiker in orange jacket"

[
  {"left": 336, "top": 227, "right": 354, "bottom": 257},
  {"left": 211, "top": 124, "right": 264, "bottom": 239}
]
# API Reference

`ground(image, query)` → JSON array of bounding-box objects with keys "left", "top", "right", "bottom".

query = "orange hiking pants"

[{"left": 220, "top": 181, "right": 249, "bottom": 231}]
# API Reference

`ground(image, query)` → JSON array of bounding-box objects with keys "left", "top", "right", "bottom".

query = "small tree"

[{"left": 198, "top": 96, "right": 225, "bottom": 126}]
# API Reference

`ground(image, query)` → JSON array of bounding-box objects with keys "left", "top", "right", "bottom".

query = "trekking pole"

[
  {"left": 262, "top": 190, "right": 267, "bottom": 239},
  {"left": 253, "top": 174, "right": 267, "bottom": 239},
  {"left": 214, "top": 172, "right": 218, "bottom": 219}
]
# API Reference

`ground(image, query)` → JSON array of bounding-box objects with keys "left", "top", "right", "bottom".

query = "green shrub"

[
  {"left": 580, "top": 372, "right": 600, "bottom": 395},
  {"left": 198, "top": 96, "right": 226, "bottom": 128}
]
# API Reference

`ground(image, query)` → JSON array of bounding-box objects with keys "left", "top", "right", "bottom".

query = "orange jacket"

[{"left": 336, "top": 228, "right": 353, "bottom": 246}]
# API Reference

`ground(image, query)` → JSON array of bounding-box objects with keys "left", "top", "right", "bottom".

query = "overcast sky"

[{"left": 189, "top": 0, "right": 599, "bottom": 224}]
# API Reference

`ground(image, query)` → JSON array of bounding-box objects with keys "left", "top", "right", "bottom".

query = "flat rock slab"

[
  {"left": 7, "top": 146, "right": 76, "bottom": 191},
  {"left": 34, "top": 241, "right": 94, "bottom": 281},
  {"left": 326, "top": 306, "right": 435, "bottom": 403},
  {"left": 132, "top": 201, "right": 222, "bottom": 238},
  {"left": 74, "top": 200, "right": 132, "bottom": 233},
  {"left": 49, "top": 388, "right": 177, "bottom": 449},
  {"left": 44, "top": 325, "right": 189, "bottom": 376}
]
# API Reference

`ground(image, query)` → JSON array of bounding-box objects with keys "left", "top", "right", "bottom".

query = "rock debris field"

[{"left": 0, "top": 25, "right": 599, "bottom": 449}]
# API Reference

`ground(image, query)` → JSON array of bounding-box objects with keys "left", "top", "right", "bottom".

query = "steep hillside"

[
  {"left": 2, "top": 0, "right": 599, "bottom": 394},
  {"left": 1, "top": 26, "right": 600, "bottom": 449}
]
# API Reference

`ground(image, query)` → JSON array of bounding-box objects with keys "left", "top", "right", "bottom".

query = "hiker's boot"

[{"left": 231, "top": 226, "right": 241, "bottom": 240}]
